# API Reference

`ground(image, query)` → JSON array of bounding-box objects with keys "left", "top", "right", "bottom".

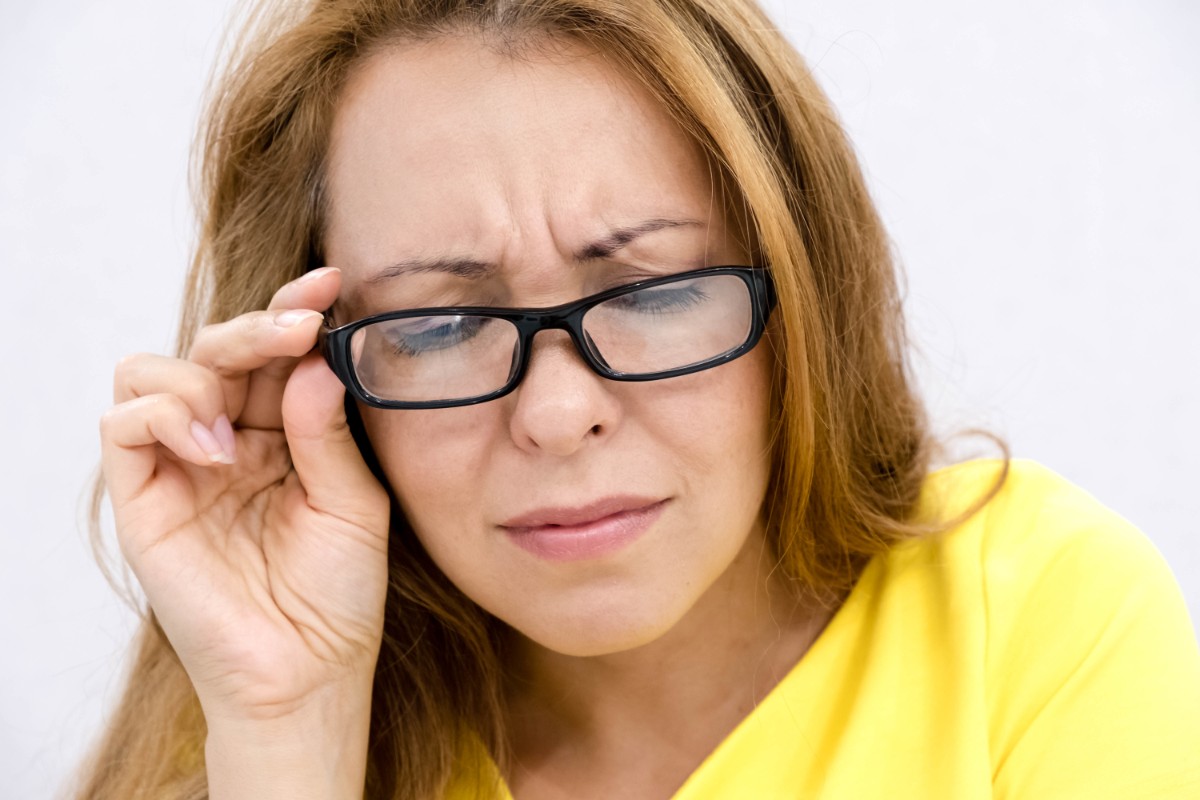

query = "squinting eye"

[
  {"left": 381, "top": 315, "right": 491, "bottom": 356},
  {"left": 605, "top": 282, "right": 710, "bottom": 314}
]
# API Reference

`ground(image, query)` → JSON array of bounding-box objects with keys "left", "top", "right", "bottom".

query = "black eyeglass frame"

[{"left": 318, "top": 265, "right": 777, "bottom": 410}]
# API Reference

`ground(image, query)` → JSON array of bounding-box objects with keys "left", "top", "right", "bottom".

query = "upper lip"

[{"left": 500, "top": 496, "right": 665, "bottom": 529}]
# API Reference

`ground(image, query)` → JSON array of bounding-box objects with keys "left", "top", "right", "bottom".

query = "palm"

[{"left": 117, "top": 419, "right": 389, "bottom": 718}]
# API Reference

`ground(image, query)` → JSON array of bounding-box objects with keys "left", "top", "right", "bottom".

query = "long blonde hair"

[{"left": 72, "top": 1, "right": 1003, "bottom": 797}]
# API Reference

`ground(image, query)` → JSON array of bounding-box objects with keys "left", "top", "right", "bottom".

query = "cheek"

[
  {"left": 359, "top": 404, "right": 498, "bottom": 527},
  {"left": 681, "top": 348, "right": 775, "bottom": 524},
  {"left": 641, "top": 346, "right": 773, "bottom": 472}
]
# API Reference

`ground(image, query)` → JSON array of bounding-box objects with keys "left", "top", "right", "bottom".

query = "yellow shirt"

[{"left": 450, "top": 460, "right": 1200, "bottom": 798}]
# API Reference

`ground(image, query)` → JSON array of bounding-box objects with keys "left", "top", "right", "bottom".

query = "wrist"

[{"left": 204, "top": 680, "right": 374, "bottom": 800}]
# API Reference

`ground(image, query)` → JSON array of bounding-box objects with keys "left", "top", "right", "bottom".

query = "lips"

[{"left": 499, "top": 496, "right": 668, "bottom": 561}]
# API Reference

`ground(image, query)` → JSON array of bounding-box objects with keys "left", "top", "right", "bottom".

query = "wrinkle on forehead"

[{"left": 322, "top": 33, "right": 744, "bottom": 308}]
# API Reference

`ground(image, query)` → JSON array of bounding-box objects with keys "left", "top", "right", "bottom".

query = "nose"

[{"left": 507, "top": 329, "right": 621, "bottom": 456}]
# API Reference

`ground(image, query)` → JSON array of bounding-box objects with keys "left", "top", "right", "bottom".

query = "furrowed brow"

[
  {"left": 574, "top": 218, "right": 703, "bottom": 261},
  {"left": 364, "top": 256, "right": 495, "bottom": 284},
  {"left": 361, "top": 217, "right": 704, "bottom": 285}
]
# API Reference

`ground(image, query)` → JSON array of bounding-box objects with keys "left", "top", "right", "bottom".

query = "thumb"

[{"left": 281, "top": 351, "right": 388, "bottom": 527}]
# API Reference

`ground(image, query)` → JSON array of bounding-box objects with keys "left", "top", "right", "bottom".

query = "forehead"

[{"left": 322, "top": 34, "right": 720, "bottom": 278}]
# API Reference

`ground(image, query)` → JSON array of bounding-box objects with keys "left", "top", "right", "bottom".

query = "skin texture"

[
  {"left": 327, "top": 37, "right": 773, "bottom": 658},
  {"left": 325, "top": 37, "right": 831, "bottom": 797}
]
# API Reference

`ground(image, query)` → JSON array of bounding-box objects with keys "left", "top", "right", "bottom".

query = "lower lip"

[{"left": 502, "top": 501, "right": 667, "bottom": 562}]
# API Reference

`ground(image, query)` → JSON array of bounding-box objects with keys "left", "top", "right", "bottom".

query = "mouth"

[{"left": 499, "top": 497, "right": 668, "bottom": 562}]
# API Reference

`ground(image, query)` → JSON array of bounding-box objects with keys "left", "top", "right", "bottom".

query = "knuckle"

[
  {"left": 177, "top": 366, "right": 222, "bottom": 407},
  {"left": 151, "top": 393, "right": 188, "bottom": 417},
  {"left": 113, "top": 352, "right": 153, "bottom": 381},
  {"left": 129, "top": 393, "right": 180, "bottom": 420},
  {"left": 191, "top": 312, "right": 276, "bottom": 373},
  {"left": 98, "top": 406, "right": 121, "bottom": 436},
  {"left": 239, "top": 310, "right": 275, "bottom": 340},
  {"left": 115, "top": 351, "right": 149, "bottom": 371},
  {"left": 188, "top": 323, "right": 220, "bottom": 358},
  {"left": 100, "top": 397, "right": 165, "bottom": 433}
]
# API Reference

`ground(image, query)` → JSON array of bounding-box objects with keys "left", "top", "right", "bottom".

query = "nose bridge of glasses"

[{"left": 511, "top": 305, "right": 608, "bottom": 375}]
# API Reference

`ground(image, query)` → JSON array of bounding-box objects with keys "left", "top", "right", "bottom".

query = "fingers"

[
  {"left": 188, "top": 308, "right": 323, "bottom": 384},
  {"left": 187, "top": 268, "right": 341, "bottom": 429},
  {"left": 100, "top": 393, "right": 234, "bottom": 504},
  {"left": 112, "top": 351, "right": 238, "bottom": 461},
  {"left": 281, "top": 352, "right": 388, "bottom": 529},
  {"left": 102, "top": 267, "right": 350, "bottom": 509},
  {"left": 115, "top": 353, "right": 226, "bottom": 416},
  {"left": 266, "top": 266, "right": 341, "bottom": 312}
]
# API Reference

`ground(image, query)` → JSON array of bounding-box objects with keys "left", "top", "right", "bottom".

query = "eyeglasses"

[{"left": 319, "top": 265, "right": 776, "bottom": 409}]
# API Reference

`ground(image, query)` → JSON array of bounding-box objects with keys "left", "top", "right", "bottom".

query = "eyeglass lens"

[{"left": 348, "top": 273, "right": 754, "bottom": 404}]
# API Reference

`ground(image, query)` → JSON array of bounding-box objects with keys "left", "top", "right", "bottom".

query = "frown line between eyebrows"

[{"left": 360, "top": 217, "right": 705, "bottom": 285}]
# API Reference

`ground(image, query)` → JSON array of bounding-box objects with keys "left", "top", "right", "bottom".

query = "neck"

[{"left": 501, "top": 530, "right": 837, "bottom": 794}]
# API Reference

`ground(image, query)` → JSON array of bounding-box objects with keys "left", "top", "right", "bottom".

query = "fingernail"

[
  {"left": 212, "top": 414, "right": 237, "bottom": 463},
  {"left": 190, "top": 420, "right": 232, "bottom": 464},
  {"left": 275, "top": 309, "right": 322, "bottom": 328},
  {"left": 295, "top": 266, "right": 337, "bottom": 285}
]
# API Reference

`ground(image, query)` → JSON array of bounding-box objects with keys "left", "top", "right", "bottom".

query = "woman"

[{"left": 76, "top": 0, "right": 1200, "bottom": 797}]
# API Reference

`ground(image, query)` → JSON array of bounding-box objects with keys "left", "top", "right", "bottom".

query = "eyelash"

[
  {"left": 606, "top": 283, "right": 709, "bottom": 314},
  {"left": 385, "top": 316, "right": 491, "bottom": 356}
]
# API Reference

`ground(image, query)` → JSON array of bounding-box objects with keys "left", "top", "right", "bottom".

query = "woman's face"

[{"left": 324, "top": 36, "right": 774, "bottom": 657}]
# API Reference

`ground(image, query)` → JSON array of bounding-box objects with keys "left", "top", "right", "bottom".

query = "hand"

[{"left": 100, "top": 267, "right": 390, "bottom": 725}]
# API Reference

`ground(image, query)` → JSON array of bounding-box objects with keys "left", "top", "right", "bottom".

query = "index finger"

[
  {"left": 189, "top": 309, "right": 325, "bottom": 374},
  {"left": 266, "top": 266, "right": 341, "bottom": 312},
  {"left": 186, "top": 309, "right": 322, "bottom": 425},
  {"left": 187, "top": 269, "right": 341, "bottom": 427}
]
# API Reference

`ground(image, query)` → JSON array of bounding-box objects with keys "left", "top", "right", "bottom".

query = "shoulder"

[
  {"left": 914, "top": 458, "right": 1168, "bottom": 595},
  {"left": 872, "top": 458, "right": 1173, "bottom": 635},
  {"left": 909, "top": 458, "right": 1193, "bottom": 680},
  {"left": 921, "top": 457, "right": 1146, "bottom": 547},
  {"left": 905, "top": 459, "right": 1200, "bottom": 798}
]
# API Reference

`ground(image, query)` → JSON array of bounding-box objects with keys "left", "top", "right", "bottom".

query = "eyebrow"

[
  {"left": 575, "top": 217, "right": 703, "bottom": 260},
  {"left": 361, "top": 217, "right": 703, "bottom": 285}
]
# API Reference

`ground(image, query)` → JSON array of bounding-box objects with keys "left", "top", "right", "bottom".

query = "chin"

[
  {"left": 521, "top": 624, "right": 675, "bottom": 659},
  {"left": 505, "top": 587, "right": 691, "bottom": 658}
]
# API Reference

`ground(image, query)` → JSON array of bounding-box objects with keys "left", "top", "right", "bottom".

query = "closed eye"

[
  {"left": 382, "top": 315, "right": 492, "bottom": 356},
  {"left": 602, "top": 283, "right": 710, "bottom": 315}
]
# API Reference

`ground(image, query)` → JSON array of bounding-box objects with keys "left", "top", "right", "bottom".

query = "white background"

[{"left": 2, "top": 0, "right": 1197, "bottom": 797}]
